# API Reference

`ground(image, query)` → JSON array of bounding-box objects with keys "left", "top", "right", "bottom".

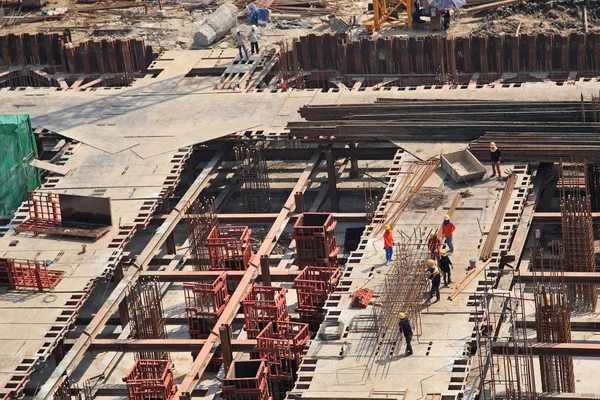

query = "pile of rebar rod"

[
  {"left": 289, "top": 100, "right": 600, "bottom": 142},
  {"left": 560, "top": 162, "right": 597, "bottom": 312},
  {"left": 127, "top": 280, "right": 169, "bottom": 361},
  {"left": 374, "top": 159, "right": 440, "bottom": 237},
  {"left": 186, "top": 198, "right": 218, "bottom": 271}
]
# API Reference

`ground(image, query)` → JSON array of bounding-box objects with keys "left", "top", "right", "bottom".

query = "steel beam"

[
  {"left": 90, "top": 339, "right": 256, "bottom": 353},
  {"left": 35, "top": 149, "right": 227, "bottom": 400},
  {"left": 532, "top": 211, "right": 600, "bottom": 224},
  {"left": 492, "top": 342, "right": 600, "bottom": 357},
  {"left": 140, "top": 270, "right": 298, "bottom": 283},
  {"left": 326, "top": 150, "right": 339, "bottom": 212},
  {"left": 157, "top": 212, "right": 368, "bottom": 223},
  {"left": 518, "top": 272, "right": 600, "bottom": 285},
  {"left": 175, "top": 148, "right": 325, "bottom": 399}
]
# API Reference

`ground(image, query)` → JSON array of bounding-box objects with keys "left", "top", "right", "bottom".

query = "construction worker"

[
  {"left": 383, "top": 224, "right": 394, "bottom": 264},
  {"left": 249, "top": 25, "right": 259, "bottom": 55},
  {"left": 427, "top": 230, "right": 441, "bottom": 259},
  {"left": 426, "top": 259, "right": 441, "bottom": 303},
  {"left": 442, "top": 215, "right": 456, "bottom": 253},
  {"left": 235, "top": 28, "right": 249, "bottom": 61},
  {"left": 490, "top": 142, "right": 502, "bottom": 178},
  {"left": 398, "top": 312, "right": 413, "bottom": 356},
  {"left": 439, "top": 250, "right": 453, "bottom": 286}
]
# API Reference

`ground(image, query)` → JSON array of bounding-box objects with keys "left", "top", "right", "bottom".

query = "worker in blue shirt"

[
  {"left": 427, "top": 259, "right": 441, "bottom": 303},
  {"left": 398, "top": 312, "right": 413, "bottom": 356},
  {"left": 439, "top": 250, "right": 453, "bottom": 286}
]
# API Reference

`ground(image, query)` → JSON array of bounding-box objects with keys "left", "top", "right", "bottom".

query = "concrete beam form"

[
  {"left": 492, "top": 342, "right": 600, "bottom": 357},
  {"left": 517, "top": 272, "right": 600, "bottom": 285},
  {"left": 89, "top": 339, "right": 256, "bottom": 353},
  {"left": 140, "top": 270, "right": 299, "bottom": 283}
]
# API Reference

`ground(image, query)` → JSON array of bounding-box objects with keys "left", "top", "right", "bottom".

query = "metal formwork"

[
  {"left": 256, "top": 322, "right": 310, "bottom": 380},
  {"left": 292, "top": 266, "right": 341, "bottom": 313},
  {"left": 14, "top": 191, "right": 61, "bottom": 235},
  {"left": 222, "top": 360, "right": 271, "bottom": 400},
  {"left": 0, "top": 258, "right": 64, "bottom": 291},
  {"left": 183, "top": 273, "right": 230, "bottom": 339},
  {"left": 123, "top": 360, "right": 177, "bottom": 400},
  {"left": 292, "top": 213, "right": 338, "bottom": 268},
  {"left": 242, "top": 285, "right": 289, "bottom": 339},
  {"left": 206, "top": 226, "right": 253, "bottom": 271}
]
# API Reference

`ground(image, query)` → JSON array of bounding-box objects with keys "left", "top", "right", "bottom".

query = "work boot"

[{"left": 491, "top": 173, "right": 496, "bottom": 177}]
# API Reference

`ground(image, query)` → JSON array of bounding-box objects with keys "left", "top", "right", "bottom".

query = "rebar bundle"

[
  {"left": 376, "top": 229, "right": 430, "bottom": 358},
  {"left": 128, "top": 280, "right": 169, "bottom": 361},
  {"left": 235, "top": 144, "right": 272, "bottom": 213},
  {"left": 560, "top": 162, "right": 597, "bottom": 312},
  {"left": 532, "top": 243, "right": 575, "bottom": 394},
  {"left": 585, "top": 163, "right": 600, "bottom": 212},
  {"left": 186, "top": 198, "right": 218, "bottom": 271}
]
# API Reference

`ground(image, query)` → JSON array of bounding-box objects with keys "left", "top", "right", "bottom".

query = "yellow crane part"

[{"left": 365, "top": 0, "right": 413, "bottom": 34}]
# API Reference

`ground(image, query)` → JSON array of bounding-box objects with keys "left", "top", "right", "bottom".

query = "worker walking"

[
  {"left": 398, "top": 312, "right": 413, "bottom": 356},
  {"left": 426, "top": 259, "right": 441, "bottom": 303},
  {"left": 439, "top": 250, "right": 453, "bottom": 286},
  {"left": 249, "top": 25, "right": 259, "bottom": 54},
  {"left": 383, "top": 224, "right": 394, "bottom": 264},
  {"left": 442, "top": 215, "right": 456, "bottom": 253},
  {"left": 235, "top": 28, "right": 249, "bottom": 60},
  {"left": 442, "top": 10, "right": 451, "bottom": 30},
  {"left": 490, "top": 142, "right": 502, "bottom": 178},
  {"left": 428, "top": 230, "right": 441, "bottom": 260}
]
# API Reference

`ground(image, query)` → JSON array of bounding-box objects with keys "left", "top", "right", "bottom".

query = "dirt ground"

[{"left": 1, "top": 0, "right": 597, "bottom": 54}]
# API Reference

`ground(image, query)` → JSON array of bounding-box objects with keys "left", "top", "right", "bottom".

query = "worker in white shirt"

[{"left": 249, "top": 25, "right": 260, "bottom": 55}]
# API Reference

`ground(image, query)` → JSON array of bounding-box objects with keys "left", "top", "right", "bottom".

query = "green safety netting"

[{"left": 0, "top": 115, "right": 40, "bottom": 216}]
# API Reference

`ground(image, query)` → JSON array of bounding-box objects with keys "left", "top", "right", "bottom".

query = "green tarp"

[{"left": 0, "top": 115, "right": 40, "bottom": 216}]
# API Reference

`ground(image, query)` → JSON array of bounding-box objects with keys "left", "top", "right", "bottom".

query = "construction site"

[{"left": 3, "top": 0, "right": 600, "bottom": 397}]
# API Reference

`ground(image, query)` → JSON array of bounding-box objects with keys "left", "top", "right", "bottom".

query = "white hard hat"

[
  {"left": 236, "top": 28, "right": 241, "bottom": 33},
  {"left": 252, "top": 25, "right": 257, "bottom": 30}
]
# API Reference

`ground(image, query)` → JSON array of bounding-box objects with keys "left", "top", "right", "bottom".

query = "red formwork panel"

[
  {"left": 123, "top": 360, "right": 177, "bottom": 400},
  {"left": 183, "top": 273, "right": 230, "bottom": 339},
  {"left": 206, "top": 226, "right": 253, "bottom": 271},
  {"left": 256, "top": 322, "right": 310, "bottom": 380},
  {"left": 292, "top": 266, "right": 341, "bottom": 313},
  {"left": 243, "top": 285, "right": 289, "bottom": 339},
  {"left": 222, "top": 360, "right": 272, "bottom": 400},
  {"left": 0, "top": 258, "right": 64, "bottom": 291},
  {"left": 292, "top": 213, "right": 339, "bottom": 268},
  {"left": 14, "top": 191, "right": 61, "bottom": 235}
]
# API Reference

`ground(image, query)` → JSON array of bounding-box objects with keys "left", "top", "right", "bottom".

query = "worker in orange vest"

[
  {"left": 383, "top": 224, "right": 394, "bottom": 264},
  {"left": 442, "top": 215, "right": 456, "bottom": 253}
]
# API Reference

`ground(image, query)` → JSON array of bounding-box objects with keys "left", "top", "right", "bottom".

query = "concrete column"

[
  {"left": 349, "top": 143, "right": 359, "bottom": 179},
  {"left": 325, "top": 150, "right": 339, "bottom": 212},
  {"left": 220, "top": 324, "right": 233, "bottom": 375},
  {"left": 260, "top": 255, "right": 271, "bottom": 287}
]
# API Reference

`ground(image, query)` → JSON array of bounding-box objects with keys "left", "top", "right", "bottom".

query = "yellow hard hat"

[
  {"left": 384, "top": 224, "right": 391, "bottom": 230},
  {"left": 429, "top": 230, "right": 435, "bottom": 237},
  {"left": 440, "top": 250, "right": 446, "bottom": 256},
  {"left": 444, "top": 215, "right": 450, "bottom": 221},
  {"left": 427, "top": 259, "right": 435, "bottom": 267},
  {"left": 490, "top": 142, "right": 496, "bottom": 148},
  {"left": 399, "top": 312, "right": 406, "bottom": 319}
]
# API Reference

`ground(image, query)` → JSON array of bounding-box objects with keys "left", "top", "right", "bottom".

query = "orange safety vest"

[
  {"left": 383, "top": 230, "right": 394, "bottom": 248},
  {"left": 442, "top": 221, "right": 456, "bottom": 238}
]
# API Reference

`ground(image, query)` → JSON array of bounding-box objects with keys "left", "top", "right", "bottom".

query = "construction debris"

[{"left": 193, "top": 3, "right": 239, "bottom": 47}]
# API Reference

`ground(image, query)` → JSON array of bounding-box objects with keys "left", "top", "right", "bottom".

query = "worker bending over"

[
  {"left": 398, "top": 312, "right": 413, "bottom": 356},
  {"left": 426, "top": 259, "right": 441, "bottom": 303},
  {"left": 490, "top": 142, "right": 502, "bottom": 178},
  {"left": 439, "top": 250, "right": 453, "bottom": 286},
  {"left": 383, "top": 224, "right": 394, "bottom": 264},
  {"left": 428, "top": 230, "right": 441, "bottom": 259},
  {"left": 442, "top": 215, "right": 456, "bottom": 253}
]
